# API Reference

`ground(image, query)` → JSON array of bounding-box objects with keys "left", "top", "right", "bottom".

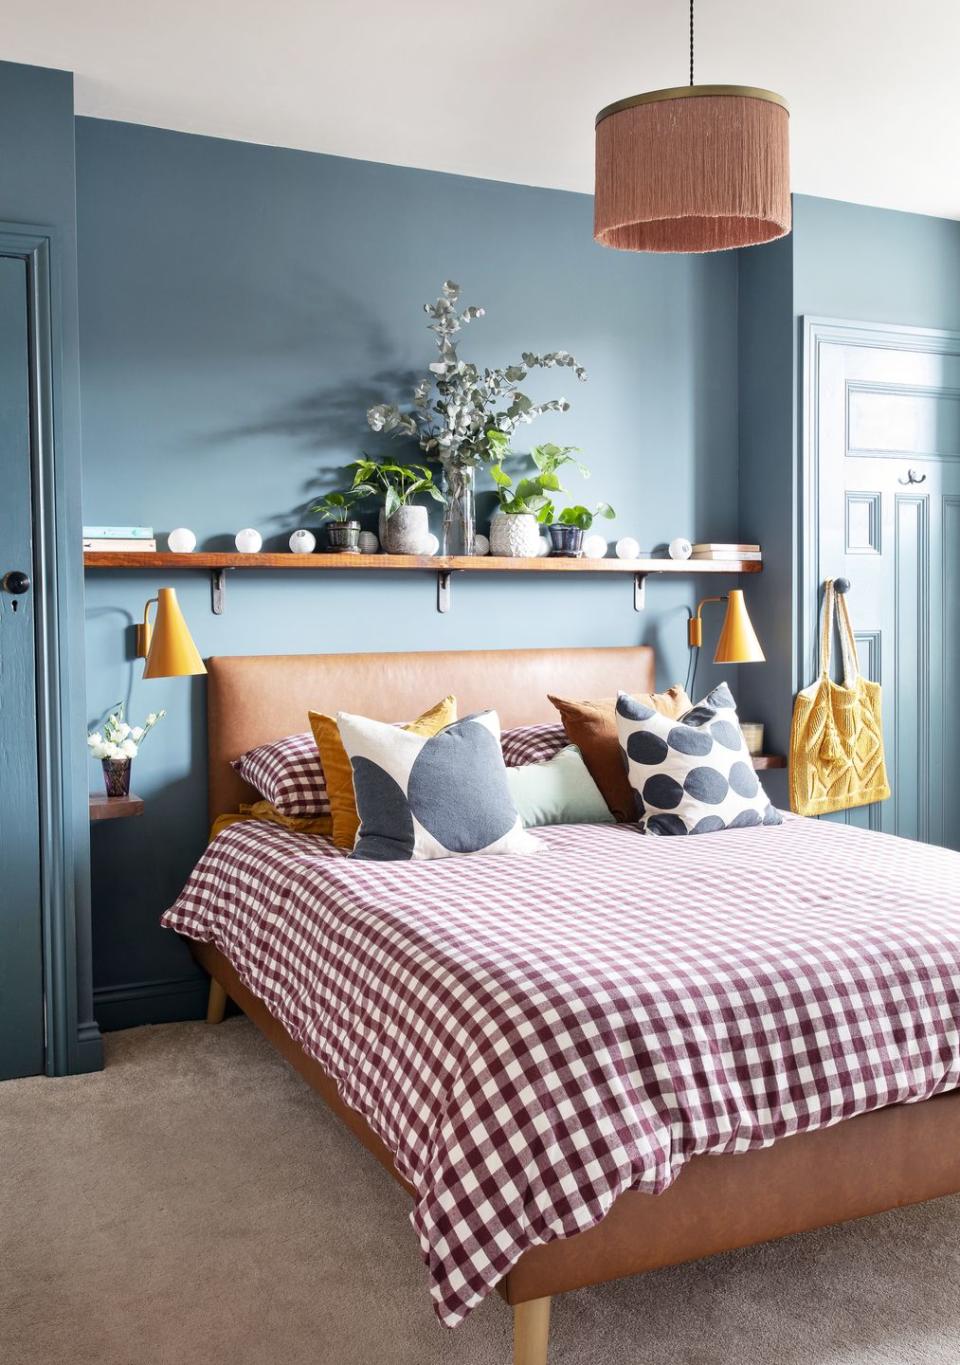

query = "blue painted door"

[
  {"left": 807, "top": 319, "right": 960, "bottom": 849},
  {"left": 0, "top": 252, "right": 44, "bottom": 1077}
]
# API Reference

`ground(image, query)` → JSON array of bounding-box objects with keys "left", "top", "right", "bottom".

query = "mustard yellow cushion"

[
  {"left": 309, "top": 695, "right": 457, "bottom": 849},
  {"left": 208, "top": 800, "right": 333, "bottom": 844}
]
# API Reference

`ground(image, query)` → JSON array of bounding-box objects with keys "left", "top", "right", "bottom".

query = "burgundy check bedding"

[
  {"left": 163, "top": 817, "right": 960, "bottom": 1326},
  {"left": 231, "top": 731, "right": 330, "bottom": 818},
  {"left": 500, "top": 722, "right": 568, "bottom": 767},
  {"left": 233, "top": 723, "right": 564, "bottom": 817}
]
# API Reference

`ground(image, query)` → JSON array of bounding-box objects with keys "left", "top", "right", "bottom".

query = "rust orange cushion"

[{"left": 548, "top": 686, "right": 691, "bottom": 822}]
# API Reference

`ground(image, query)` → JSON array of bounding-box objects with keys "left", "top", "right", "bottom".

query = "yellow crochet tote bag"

[{"left": 789, "top": 580, "right": 891, "bottom": 816}]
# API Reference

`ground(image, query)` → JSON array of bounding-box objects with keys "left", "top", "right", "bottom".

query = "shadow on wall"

[
  {"left": 85, "top": 606, "right": 135, "bottom": 725},
  {"left": 191, "top": 370, "right": 519, "bottom": 550},
  {"left": 195, "top": 368, "right": 429, "bottom": 548}
]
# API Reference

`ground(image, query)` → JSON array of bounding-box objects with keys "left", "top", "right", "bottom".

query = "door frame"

[
  {"left": 799, "top": 315, "right": 960, "bottom": 688},
  {"left": 1, "top": 223, "right": 82, "bottom": 1075}
]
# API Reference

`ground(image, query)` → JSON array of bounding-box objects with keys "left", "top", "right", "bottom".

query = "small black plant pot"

[
  {"left": 548, "top": 524, "right": 584, "bottom": 557},
  {"left": 326, "top": 520, "right": 361, "bottom": 553}
]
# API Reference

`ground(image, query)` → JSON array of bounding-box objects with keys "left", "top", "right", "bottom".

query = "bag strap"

[
  {"left": 819, "top": 580, "right": 835, "bottom": 678},
  {"left": 836, "top": 590, "right": 861, "bottom": 687}
]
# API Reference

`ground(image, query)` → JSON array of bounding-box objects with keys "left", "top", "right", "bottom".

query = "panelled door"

[
  {"left": 0, "top": 251, "right": 44, "bottom": 1078},
  {"left": 806, "top": 318, "right": 960, "bottom": 850}
]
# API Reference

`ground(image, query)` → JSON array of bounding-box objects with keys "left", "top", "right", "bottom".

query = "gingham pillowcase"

[
  {"left": 233, "top": 723, "right": 566, "bottom": 814},
  {"left": 500, "top": 723, "right": 569, "bottom": 768},
  {"left": 232, "top": 732, "right": 331, "bottom": 818}
]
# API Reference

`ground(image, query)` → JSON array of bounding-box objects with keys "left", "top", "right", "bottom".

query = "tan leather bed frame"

[{"left": 195, "top": 647, "right": 960, "bottom": 1365}]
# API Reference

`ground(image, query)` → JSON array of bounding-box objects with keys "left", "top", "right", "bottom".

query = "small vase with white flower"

[{"left": 87, "top": 705, "right": 166, "bottom": 797}]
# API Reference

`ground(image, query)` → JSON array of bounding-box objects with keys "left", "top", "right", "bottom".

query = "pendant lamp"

[{"left": 594, "top": 1, "right": 790, "bottom": 253}]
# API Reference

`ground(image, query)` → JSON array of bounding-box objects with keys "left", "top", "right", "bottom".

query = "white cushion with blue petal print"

[
  {"left": 336, "top": 709, "right": 542, "bottom": 861},
  {"left": 615, "top": 681, "right": 782, "bottom": 836}
]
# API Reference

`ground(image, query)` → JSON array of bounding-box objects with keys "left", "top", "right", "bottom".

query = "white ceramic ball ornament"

[
  {"left": 288, "top": 529, "right": 316, "bottom": 554},
  {"left": 358, "top": 531, "right": 379, "bottom": 554},
  {"left": 167, "top": 528, "right": 196, "bottom": 554},
  {"left": 235, "top": 528, "right": 262, "bottom": 554},
  {"left": 582, "top": 535, "right": 608, "bottom": 560},
  {"left": 669, "top": 537, "right": 692, "bottom": 561},
  {"left": 536, "top": 534, "right": 551, "bottom": 557},
  {"left": 615, "top": 537, "right": 640, "bottom": 560},
  {"left": 473, "top": 533, "right": 490, "bottom": 556},
  {"left": 422, "top": 533, "right": 440, "bottom": 556}
]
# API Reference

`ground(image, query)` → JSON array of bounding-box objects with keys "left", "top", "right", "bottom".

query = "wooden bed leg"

[
  {"left": 513, "top": 1297, "right": 551, "bottom": 1365},
  {"left": 206, "top": 978, "right": 227, "bottom": 1025}
]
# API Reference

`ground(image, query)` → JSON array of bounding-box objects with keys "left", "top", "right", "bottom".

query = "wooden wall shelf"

[
  {"left": 89, "top": 793, "right": 144, "bottom": 821},
  {"left": 83, "top": 550, "right": 762, "bottom": 574},
  {"left": 83, "top": 550, "right": 762, "bottom": 615}
]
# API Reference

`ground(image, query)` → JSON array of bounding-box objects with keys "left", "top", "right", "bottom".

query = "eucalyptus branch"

[{"left": 367, "top": 281, "right": 587, "bottom": 467}]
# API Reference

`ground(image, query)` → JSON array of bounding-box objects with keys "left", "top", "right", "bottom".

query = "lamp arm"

[
  {"left": 135, "top": 597, "right": 158, "bottom": 659},
  {"left": 686, "top": 594, "right": 729, "bottom": 695},
  {"left": 687, "top": 594, "right": 726, "bottom": 648}
]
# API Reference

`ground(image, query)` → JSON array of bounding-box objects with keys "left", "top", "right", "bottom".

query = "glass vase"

[
  {"left": 102, "top": 757, "right": 132, "bottom": 798},
  {"left": 440, "top": 460, "right": 476, "bottom": 556}
]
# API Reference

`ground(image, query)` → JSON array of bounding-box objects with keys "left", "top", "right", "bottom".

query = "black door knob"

[{"left": 3, "top": 571, "right": 31, "bottom": 594}]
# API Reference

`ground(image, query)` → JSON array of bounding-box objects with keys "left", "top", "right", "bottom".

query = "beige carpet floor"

[{"left": 2, "top": 1019, "right": 959, "bottom": 1365}]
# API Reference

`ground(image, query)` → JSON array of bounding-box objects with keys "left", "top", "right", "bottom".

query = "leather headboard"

[{"left": 207, "top": 645, "right": 655, "bottom": 822}]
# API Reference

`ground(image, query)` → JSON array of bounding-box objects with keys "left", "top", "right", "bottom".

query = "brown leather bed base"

[{"left": 193, "top": 938, "right": 960, "bottom": 1308}]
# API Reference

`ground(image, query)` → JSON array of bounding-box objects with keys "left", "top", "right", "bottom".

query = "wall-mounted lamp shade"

[
  {"left": 138, "top": 587, "right": 206, "bottom": 678},
  {"left": 594, "top": 86, "right": 791, "bottom": 253},
  {"left": 714, "top": 589, "right": 765, "bottom": 664}
]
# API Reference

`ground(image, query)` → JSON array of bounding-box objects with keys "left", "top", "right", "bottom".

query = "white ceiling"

[{"left": 6, "top": 0, "right": 960, "bottom": 220}]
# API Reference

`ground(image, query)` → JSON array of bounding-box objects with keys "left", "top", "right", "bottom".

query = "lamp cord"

[
  {"left": 689, "top": 0, "right": 694, "bottom": 85},
  {"left": 684, "top": 606, "right": 699, "bottom": 698}
]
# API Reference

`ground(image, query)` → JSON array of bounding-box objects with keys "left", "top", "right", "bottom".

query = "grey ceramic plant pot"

[
  {"left": 327, "top": 520, "right": 361, "bottom": 553},
  {"left": 384, "top": 504, "right": 429, "bottom": 554}
]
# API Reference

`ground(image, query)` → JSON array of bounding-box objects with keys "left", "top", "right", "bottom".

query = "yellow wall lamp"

[
  {"left": 136, "top": 587, "right": 206, "bottom": 678},
  {"left": 686, "top": 588, "right": 764, "bottom": 696}
]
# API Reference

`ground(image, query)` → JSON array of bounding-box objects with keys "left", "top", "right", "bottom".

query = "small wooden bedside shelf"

[
  {"left": 751, "top": 756, "right": 786, "bottom": 770},
  {"left": 89, "top": 794, "right": 145, "bottom": 822}
]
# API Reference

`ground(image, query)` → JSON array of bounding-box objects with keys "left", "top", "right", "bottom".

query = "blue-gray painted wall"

[
  {"left": 74, "top": 116, "right": 960, "bottom": 1029},
  {"left": 76, "top": 119, "right": 742, "bottom": 1025},
  {"left": 735, "top": 232, "right": 796, "bottom": 811},
  {"left": 736, "top": 195, "right": 960, "bottom": 812},
  {"left": 0, "top": 62, "right": 100, "bottom": 1071},
  {"left": 793, "top": 195, "right": 960, "bottom": 329}
]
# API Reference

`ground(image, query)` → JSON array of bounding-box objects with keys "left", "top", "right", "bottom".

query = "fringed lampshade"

[{"left": 594, "top": 85, "right": 791, "bottom": 253}]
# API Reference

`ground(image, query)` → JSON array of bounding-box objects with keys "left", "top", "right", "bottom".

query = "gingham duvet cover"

[{"left": 163, "top": 816, "right": 960, "bottom": 1325}]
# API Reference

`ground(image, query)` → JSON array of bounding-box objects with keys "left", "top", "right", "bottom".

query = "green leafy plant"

[
  {"left": 491, "top": 443, "right": 602, "bottom": 522},
  {"left": 490, "top": 465, "right": 556, "bottom": 522},
  {"left": 555, "top": 502, "right": 616, "bottom": 532},
  {"left": 311, "top": 490, "right": 363, "bottom": 523},
  {"left": 367, "top": 281, "right": 586, "bottom": 468},
  {"left": 531, "top": 443, "right": 589, "bottom": 484},
  {"left": 348, "top": 457, "right": 445, "bottom": 520}
]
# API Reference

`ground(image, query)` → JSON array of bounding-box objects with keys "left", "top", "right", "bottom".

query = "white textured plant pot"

[
  {"left": 385, "top": 504, "right": 429, "bottom": 554},
  {"left": 490, "top": 512, "right": 540, "bottom": 558}
]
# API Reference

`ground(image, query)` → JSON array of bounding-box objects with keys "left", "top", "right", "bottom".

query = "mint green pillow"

[{"left": 505, "top": 745, "right": 615, "bottom": 828}]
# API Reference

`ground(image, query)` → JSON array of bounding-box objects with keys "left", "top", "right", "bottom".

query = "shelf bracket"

[
  {"left": 634, "top": 573, "right": 647, "bottom": 611},
  {"left": 211, "top": 568, "right": 227, "bottom": 615},
  {"left": 437, "top": 569, "right": 453, "bottom": 614}
]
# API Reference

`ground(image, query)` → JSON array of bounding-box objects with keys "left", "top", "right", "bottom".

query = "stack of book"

[
  {"left": 691, "top": 542, "right": 762, "bottom": 562},
  {"left": 83, "top": 526, "right": 157, "bottom": 552}
]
